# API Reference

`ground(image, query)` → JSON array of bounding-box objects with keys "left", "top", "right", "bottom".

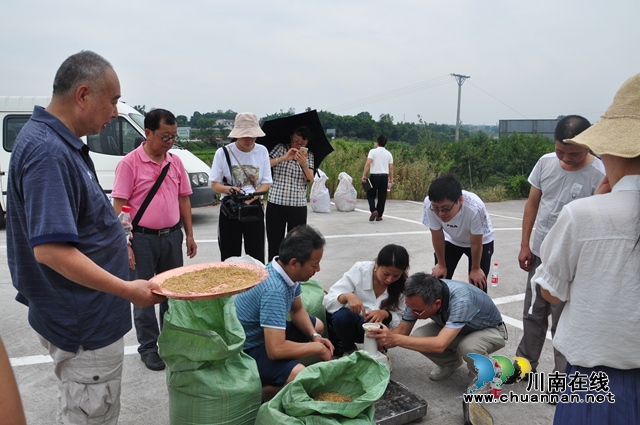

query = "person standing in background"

[
  {"left": 266, "top": 126, "right": 315, "bottom": 261},
  {"left": 112, "top": 108, "right": 197, "bottom": 371},
  {"left": 209, "top": 112, "right": 272, "bottom": 264},
  {"left": 535, "top": 72, "right": 640, "bottom": 424},
  {"left": 515, "top": 115, "right": 604, "bottom": 383},
  {"left": 362, "top": 135, "right": 393, "bottom": 221}
]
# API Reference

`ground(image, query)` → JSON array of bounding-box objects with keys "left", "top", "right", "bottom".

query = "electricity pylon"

[{"left": 451, "top": 73, "right": 470, "bottom": 141}]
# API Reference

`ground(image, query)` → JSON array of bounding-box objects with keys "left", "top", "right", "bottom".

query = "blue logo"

[{"left": 467, "top": 354, "right": 531, "bottom": 393}]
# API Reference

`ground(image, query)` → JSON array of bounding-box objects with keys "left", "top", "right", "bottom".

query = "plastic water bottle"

[
  {"left": 118, "top": 205, "right": 132, "bottom": 244},
  {"left": 490, "top": 361, "right": 503, "bottom": 400},
  {"left": 490, "top": 262, "right": 499, "bottom": 287},
  {"left": 387, "top": 181, "right": 392, "bottom": 192}
]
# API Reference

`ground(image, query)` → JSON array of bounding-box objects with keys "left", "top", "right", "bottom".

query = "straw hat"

[
  {"left": 228, "top": 112, "right": 265, "bottom": 138},
  {"left": 566, "top": 72, "right": 640, "bottom": 157}
]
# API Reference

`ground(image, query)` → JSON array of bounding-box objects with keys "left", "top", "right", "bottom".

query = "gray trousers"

[
  {"left": 515, "top": 254, "right": 567, "bottom": 372},
  {"left": 413, "top": 322, "right": 507, "bottom": 378},
  {"left": 39, "top": 334, "right": 124, "bottom": 425},
  {"left": 130, "top": 229, "right": 183, "bottom": 355}
]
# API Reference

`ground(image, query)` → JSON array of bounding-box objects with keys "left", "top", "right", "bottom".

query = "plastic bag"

[
  {"left": 310, "top": 169, "right": 331, "bottom": 213},
  {"left": 256, "top": 351, "right": 390, "bottom": 424},
  {"left": 158, "top": 297, "right": 261, "bottom": 425},
  {"left": 334, "top": 172, "right": 357, "bottom": 212}
]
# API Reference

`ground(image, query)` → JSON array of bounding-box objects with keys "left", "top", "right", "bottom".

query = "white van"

[{"left": 0, "top": 96, "right": 215, "bottom": 224}]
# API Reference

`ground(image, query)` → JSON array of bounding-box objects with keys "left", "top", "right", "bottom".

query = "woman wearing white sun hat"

[
  {"left": 534, "top": 72, "right": 640, "bottom": 424},
  {"left": 209, "top": 113, "right": 272, "bottom": 264}
]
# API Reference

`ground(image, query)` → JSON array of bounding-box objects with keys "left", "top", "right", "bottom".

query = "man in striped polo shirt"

[{"left": 235, "top": 225, "right": 334, "bottom": 402}]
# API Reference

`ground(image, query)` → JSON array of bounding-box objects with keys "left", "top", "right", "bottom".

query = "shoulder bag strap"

[
  {"left": 131, "top": 154, "right": 172, "bottom": 230},
  {"left": 222, "top": 146, "right": 234, "bottom": 186}
]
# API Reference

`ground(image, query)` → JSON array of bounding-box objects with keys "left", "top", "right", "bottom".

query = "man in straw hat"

[{"left": 534, "top": 72, "right": 640, "bottom": 423}]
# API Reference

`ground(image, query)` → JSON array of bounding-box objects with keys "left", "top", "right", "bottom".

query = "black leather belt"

[{"left": 134, "top": 224, "right": 181, "bottom": 237}]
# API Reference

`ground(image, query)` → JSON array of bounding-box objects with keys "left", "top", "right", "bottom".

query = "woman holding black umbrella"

[{"left": 266, "top": 126, "right": 315, "bottom": 261}]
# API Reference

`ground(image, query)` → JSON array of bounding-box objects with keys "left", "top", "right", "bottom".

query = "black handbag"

[{"left": 219, "top": 146, "right": 261, "bottom": 222}]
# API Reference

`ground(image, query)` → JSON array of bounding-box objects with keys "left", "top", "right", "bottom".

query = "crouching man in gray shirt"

[{"left": 370, "top": 272, "right": 506, "bottom": 386}]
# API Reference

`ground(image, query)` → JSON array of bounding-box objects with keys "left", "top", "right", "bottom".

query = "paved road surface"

[{"left": 0, "top": 199, "right": 558, "bottom": 424}]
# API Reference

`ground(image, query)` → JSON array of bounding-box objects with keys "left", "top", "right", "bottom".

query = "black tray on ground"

[{"left": 374, "top": 380, "right": 428, "bottom": 425}]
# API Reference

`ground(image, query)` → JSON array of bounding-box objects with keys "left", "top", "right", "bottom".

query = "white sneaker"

[{"left": 429, "top": 360, "right": 463, "bottom": 381}]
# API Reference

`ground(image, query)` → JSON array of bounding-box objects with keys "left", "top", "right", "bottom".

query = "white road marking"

[
  {"left": 9, "top": 292, "right": 551, "bottom": 367},
  {"left": 492, "top": 293, "right": 525, "bottom": 305}
]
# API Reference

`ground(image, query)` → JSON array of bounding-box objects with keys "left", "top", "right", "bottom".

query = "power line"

[
  {"left": 330, "top": 75, "right": 453, "bottom": 113},
  {"left": 467, "top": 81, "right": 528, "bottom": 119}
]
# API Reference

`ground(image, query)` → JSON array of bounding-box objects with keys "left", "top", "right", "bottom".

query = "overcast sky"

[{"left": 2, "top": 0, "right": 639, "bottom": 126}]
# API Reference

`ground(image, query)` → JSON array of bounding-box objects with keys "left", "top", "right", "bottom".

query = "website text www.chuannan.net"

[{"left": 463, "top": 392, "right": 615, "bottom": 404}]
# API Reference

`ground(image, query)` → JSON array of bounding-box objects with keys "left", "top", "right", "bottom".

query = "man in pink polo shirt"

[{"left": 112, "top": 108, "right": 197, "bottom": 371}]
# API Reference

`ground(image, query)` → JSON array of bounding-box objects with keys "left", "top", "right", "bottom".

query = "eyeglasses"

[
  {"left": 410, "top": 306, "right": 430, "bottom": 316},
  {"left": 430, "top": 202, "right": 457, "bottom": 214},
  {"left": 153, "top": 131, "right": 178, "bottom": 143},
  {"left": 290, "top": 134, "right": 308, "bottom": 147}
]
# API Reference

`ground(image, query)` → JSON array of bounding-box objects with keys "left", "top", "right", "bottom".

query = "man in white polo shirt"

[{"left": 422, "top": 174, "right": 494, "bottom": 292}]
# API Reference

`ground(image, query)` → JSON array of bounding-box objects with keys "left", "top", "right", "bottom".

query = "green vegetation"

[
  {"left": 133, "top": 103, "right": 497, "bottom": 145},
  {"left": 184, "top": 132, "right": 552, "bottom": 203},
  {"left": 319, "top": 132, "right": 551, "bottom": 202},
  {"left": 137, "top": 104, "right": 552, "bottom": 202}
]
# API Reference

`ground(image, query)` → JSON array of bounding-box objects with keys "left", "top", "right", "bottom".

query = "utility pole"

[{"left": 451, "top": 73, "right": 470, "bottom": 141}]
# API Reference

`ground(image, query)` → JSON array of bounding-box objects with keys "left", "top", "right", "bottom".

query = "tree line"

[
  {"left": 317, "top": 131, "right": 550, "bottom": 202},
  {"left": 134, "top": 105, "right": 498, "bottom": 144},
  {"left": 134, "top": 104, "right": 548, "bottom": 201}
]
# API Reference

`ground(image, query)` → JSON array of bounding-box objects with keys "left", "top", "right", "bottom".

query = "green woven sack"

[
  {"left": 284, "top": 279, "right": 329, "bottom": 367},
  {"left": 256, "top": 351, "right": 390, "bottom": 424},
  {"left": 299, "top": 280, "right": 328, "bottom": 338},
  {"left": 158, "top": 297, "right": 261, "bottom": 425}
]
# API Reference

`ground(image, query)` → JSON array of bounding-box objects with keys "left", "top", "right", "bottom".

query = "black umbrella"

[{"left": 257, "top": 110, "right": 334, "bottom": 170}]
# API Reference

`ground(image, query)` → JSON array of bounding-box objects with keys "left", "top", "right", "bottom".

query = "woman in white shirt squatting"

[{"left": 323, "top": 244, "right": 409, "bottom": 355}]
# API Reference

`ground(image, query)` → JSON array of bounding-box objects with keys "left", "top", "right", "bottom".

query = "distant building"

[
  {"left": 177, "top": 127, "right": 191, "bottom": 139},
  {"left": 498, "top": 119, "right": 559, "bottom": 140},
  {"left": 215, "top": 119, "right": 234, "bottom": 130}
]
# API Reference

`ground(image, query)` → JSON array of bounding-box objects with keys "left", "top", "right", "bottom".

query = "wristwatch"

[{"left": 310, "top": 332, "right": 322, "bottom": 341}]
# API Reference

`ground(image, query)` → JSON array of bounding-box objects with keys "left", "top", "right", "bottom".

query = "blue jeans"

[
  {"left": 331, "top": 308, "right": 366, "bottom": 351},
  {"left": 130, "top": 229, "right": 183, "bottom": 355}
]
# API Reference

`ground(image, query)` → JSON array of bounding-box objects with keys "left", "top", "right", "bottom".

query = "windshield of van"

[{"left": 129, "top": 113, "right": 145, "bottom": 130}]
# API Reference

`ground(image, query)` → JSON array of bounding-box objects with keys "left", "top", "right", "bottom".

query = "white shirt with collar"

[
  {"left": 533, "top": 174, "right": 640, "bottom": 368},
  {"left": 323, "top": 261, "right": 406, "bottom": 329}
]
